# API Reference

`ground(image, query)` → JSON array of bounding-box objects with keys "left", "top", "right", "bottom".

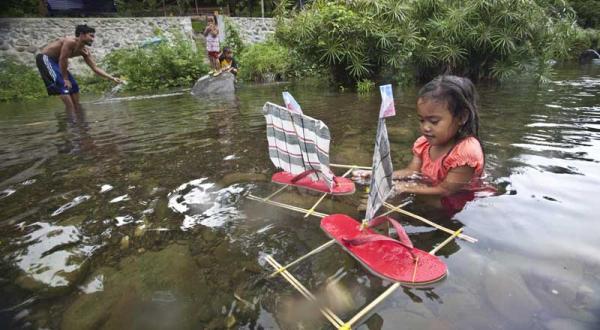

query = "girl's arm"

[
  {"left": 395, "top": 165, "right": 475, "bottom": 196},
  {"left": 392, "top": 155, "right": 421, "bottom": 179},
  {"left": 352, "top": 154, "right": 422, "bottom": 181},
  {"left": 203, "top": 24, "right": 212, "bottom": 36}
]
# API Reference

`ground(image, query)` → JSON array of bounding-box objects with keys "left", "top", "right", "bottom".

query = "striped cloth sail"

[
  {"left": 365, "top": 85, "right": 396, "bottom": 221},
  {"left": 263, "top": 102, "right": 335, "bottom": 187}
]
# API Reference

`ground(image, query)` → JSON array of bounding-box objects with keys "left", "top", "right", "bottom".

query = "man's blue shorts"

[{"left": 35, "top": 53, "right": 79, "bottom": 96}]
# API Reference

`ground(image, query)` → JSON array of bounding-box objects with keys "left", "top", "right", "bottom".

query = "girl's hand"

[
  {"left": 352, "top": 169, "right": 371, "bottom": 179},
  {"left": 393, "top": 181, "right": 417, "bottom": 194},
  {"left": 351, "top": 170, "right": 371, "bottom": 185}
]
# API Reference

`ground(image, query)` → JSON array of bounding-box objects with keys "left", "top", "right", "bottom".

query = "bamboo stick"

[
  {"left": 262, "top": 185, "right": 288, "bottom": 202},
  {"left": 304, "top": 193, "right": 328, "bottom": 218},
  {"left": 330, "top": 163, "right": 372, "bottom": 170},
  {"left": 379, "top": 201, "right": 411, "bottom": 217},
  {"left": 346, "top": 282, "right": 401, "bottom": 328},
  {"left": 264, "top": 255, "right": 343, "bottom": 328},
  {"left": 269, "top": 240, "right": 337, "bottom": 277},
  {"left": 383, "top": 202, "right": 477, "bottom": 243},
  {"left": 429, "top": 228, "right": 463, "bottom": 255},
  {"left": 247, "top": 194, "right": 328, "bottom": 218},
  {"left": 304, "top": 167, "right": 354, "bottom": 218},
  {"left": 269, "top": 256, "right": 345, "bottom": 327}
]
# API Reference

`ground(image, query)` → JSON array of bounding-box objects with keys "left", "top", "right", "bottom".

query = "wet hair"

[
  {"left": 75, "top": 24, "right": 95, "bottom": 37},
  {"left": 417, "top": 75, "right": 480, "bottom": 139}
]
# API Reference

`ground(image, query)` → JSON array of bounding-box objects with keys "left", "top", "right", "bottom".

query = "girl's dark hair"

[
  {"left": 75, "top": 24, "right": 95, "bottom": 37},
  {"left": 417, "top": 75, "right": 480, "bottom": 139}
]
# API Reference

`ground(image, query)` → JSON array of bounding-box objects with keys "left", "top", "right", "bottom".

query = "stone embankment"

[
  {"left": 0, "top": 17, "right": 275, "bottom": 75},
  {"left": 226, "top": 17, "right": 275, "bottom": 44},
  {"left": 0, "top": 17, "right": 194, "bottom": 74}
]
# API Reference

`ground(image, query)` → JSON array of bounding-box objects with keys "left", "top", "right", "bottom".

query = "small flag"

[
  {"left": 379, "top": 84, "right": 395, "bottom": 118},
  {"left": 282, "top": 92, "right": 303, "bottom": 114}
]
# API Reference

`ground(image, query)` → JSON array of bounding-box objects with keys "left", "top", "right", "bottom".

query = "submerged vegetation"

[{"left": 275, "top": 0, "right": 584, "bottom": 84}]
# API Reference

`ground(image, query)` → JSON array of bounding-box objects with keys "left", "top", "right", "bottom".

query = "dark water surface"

[{"left": 1, "top": 65, "right": 599, "bottom": 329}]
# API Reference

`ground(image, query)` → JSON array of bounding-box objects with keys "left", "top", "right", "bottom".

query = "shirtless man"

[{"left": 35, "top": 24, "right": 121, "bottom": 110}]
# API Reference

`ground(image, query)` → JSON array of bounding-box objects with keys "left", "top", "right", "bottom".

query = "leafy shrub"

[
  {"left": 191, "top": 20, "right": 207, "bottom": 34},
  {"left": 356, "top": 79, "right": 375, "bottom": 94},
  {"left": 571, "top": 28, "right": 600, "bottom": 55},
  {"left": 103, "top": 32, "right": 209, "bottom": 91},
  {"left": 238, "top": 40, "right": 290, "bottom": 82},
  {"left": 276, "top": 0, "right": 580, "bottom": 84},
  {"left": 0, "top": 0, "right": 38, "bottom": 17},
  {"left": 569, "top": 0, "right": 600, "bottom": 29},
  {"left": 0, "top": 57, "right": 46, "bottom": 102},
  {"left": 223, "top": 16, "right": 245, "bottom": 54}
]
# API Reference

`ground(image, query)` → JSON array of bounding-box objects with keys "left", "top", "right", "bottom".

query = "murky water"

[{"left": 1, "top": 64, "right": 599, "bottom": 329}]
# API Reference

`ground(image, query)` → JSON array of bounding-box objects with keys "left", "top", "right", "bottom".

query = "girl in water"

[{"left": 355, "top": 75, "right": 486, "bottom": 210}]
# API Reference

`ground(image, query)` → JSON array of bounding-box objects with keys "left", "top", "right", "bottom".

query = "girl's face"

[{"left": 416, "top": 98, "right": 463, "bottom": 147}]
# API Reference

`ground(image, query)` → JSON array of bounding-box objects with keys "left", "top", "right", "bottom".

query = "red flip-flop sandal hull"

[
  {"left": 321, "top": 214, "right": 447, "bottom": 285},
  {"left": 272, "top": 171, "right": 355, "bottom": 195}
]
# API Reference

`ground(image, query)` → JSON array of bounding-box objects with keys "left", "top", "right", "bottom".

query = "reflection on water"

[
  {"left": 0, "top": 65, "right": 599, "bottom": 329},
  {"left": 12, "top": 222, "right": 96, "bottom": 289},
  {"left": 167, "top": 178, "right": 247, "bottom": 230}
]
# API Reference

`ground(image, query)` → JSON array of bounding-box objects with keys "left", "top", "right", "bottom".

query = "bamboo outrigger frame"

[{"left": 247, "top": 163, "right": 477, "bottom": 329}]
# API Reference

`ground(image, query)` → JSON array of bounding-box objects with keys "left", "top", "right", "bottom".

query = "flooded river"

[{"left": 1, "top": 64, "right": 599, "bottom": 329}]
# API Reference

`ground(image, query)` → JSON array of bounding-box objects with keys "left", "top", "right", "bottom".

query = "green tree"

[
  {"left": 275, "top": 0, "right": 579, "bottom": 84},
  {"left": 0, "top": 0, "right": 39, "bottom": 17},
  {"left": 569, "top": 0, "right": 600, "bottom": 28}
]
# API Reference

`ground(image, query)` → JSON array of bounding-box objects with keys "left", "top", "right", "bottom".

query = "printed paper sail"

[
  {"left": 282, "top": 92, "right": 303, "bottom": 114},
  {"left": 379, "top": 84, "right": 396, "bottom": 118},
  {"left": 365, "top": 86, "right": 396, "bottom": 220},
  {"left": 263, "top": 102, "right": 334, "bottom": 188}
]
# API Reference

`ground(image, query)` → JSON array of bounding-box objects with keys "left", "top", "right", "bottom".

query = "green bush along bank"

[
  {"left": 0, "top": 57, "right": 46, "bottom": 102},
  {"left": 275, "top": 0, "right": 584, "bottom": 85},
  {"left": 238, "top": 40, "right": 290, "bottom": 82},
  {"left": 569, "top": 0, "right": 600, "bottom": 29},
  {"left": 103, "top": 32, "right": 209, "bottom": 91}
]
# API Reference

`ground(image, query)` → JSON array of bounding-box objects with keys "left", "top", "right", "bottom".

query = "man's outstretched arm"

[{"left": 82, "top": 49, "right": 121, "bottom": 83}]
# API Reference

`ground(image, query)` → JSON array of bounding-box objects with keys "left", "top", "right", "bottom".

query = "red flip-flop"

[
  {"left": 320, "top": 214, "right": 447, "bottom": 285},
  {"left": 272, "top": 170, "right": 355, "bottom": 195}
]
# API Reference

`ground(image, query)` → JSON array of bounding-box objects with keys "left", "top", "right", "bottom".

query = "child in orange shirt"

[{"left": 355, "top": 75, "right": 486, "bottom": 205}]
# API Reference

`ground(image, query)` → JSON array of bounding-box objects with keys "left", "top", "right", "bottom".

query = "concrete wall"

[
  {"left": 0, "top": 17, "right": 194, "bottom": 74},
  {"left": 227, "top": 17, "right": 275, "bottom": 44},
  {"left": 0, "top": 16, "right": 276, "bottom": 75}
]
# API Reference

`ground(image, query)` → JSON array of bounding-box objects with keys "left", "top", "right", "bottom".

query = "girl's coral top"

[{"left": 412, "top": 136, "right": 484, "bottom": 186}]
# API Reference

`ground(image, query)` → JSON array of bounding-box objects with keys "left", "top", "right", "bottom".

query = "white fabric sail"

[{"left": 263, "top": 102, "right": 334, "bottom": 187}]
